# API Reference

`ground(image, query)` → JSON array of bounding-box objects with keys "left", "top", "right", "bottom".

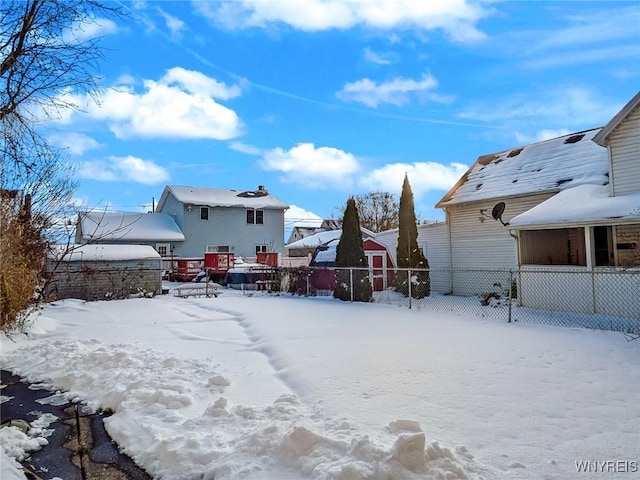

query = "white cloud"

[
  {"left": 336, "top": 73, "right": 440, "bottom": 108},
  {"left": 48, "top": 132, "right": 102, "bottom": 156},
  {"left": 67, "top": 68, "right": 243, "bottom": 140},
  {"left": 194, "top": 0, "right": 488, "bottom": 42},
  {"left": 489, "top": 6, "right": 639, "bottom": 70},
  {"left": 529, "top": 6, "right": 640, "bottom": 52},
  {"left": 156, "top": 8, "right": 186, "bottom": 38},
  {"left": 364, "top": 47, "right": 394, "bottom": 65},
  {"left": 160, "top": 67, "right": 241, "bottom": 100},
  {"left": 285, "top": 205, "right": 323, "bottom": 227},
  {"left": 458, "top": 86, "right": 620, "bottom": 128},
  {"left": 229, "top": 142, "right": 263, "bottom": 155},
  {"left": 360, "top": 162, "right": 468, "bottom": 196},
  {"left": 63, "top": 17, "right": 118, "bottom": 43},
  {"left": 514, "top": 129, "right": 571, "bottom": 145},
  {"left": 79, "top": 155, "right": 169, "bottom": 185},
  {"left": 260, "top": 143, "right": 360, "bottom": 188}
]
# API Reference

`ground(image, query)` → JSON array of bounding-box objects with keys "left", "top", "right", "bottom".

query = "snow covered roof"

[
  {"left": 50, "top": 244, "right": 161, "bottom": 262},
  {"left": 158, "top": 185, "right": 288, "bottom": 210},
  {"left": 509, "top": 184, "right": 640, "bottom": 228},
  {"left": 286, "top": 230, "right": 342, "bottom": 249},
  {"left": 78, "top": 212, "right": 185, "bottom": 242},
  {"left": 312, "top": 239, "right": 339, "bottom": 265},
  {"left": 285, "top": 227, "right": 375, "bottom": 249},
  {"left": 593, "top": 91, "right": 640, "bottom": 146},
  {"left": 436, "top": 128, "right": 608, "bottom": 207}
]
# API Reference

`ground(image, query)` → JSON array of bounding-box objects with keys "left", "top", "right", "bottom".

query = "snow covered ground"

[{"left": 1, "top": 287, "right": 638, "bottom": 479}]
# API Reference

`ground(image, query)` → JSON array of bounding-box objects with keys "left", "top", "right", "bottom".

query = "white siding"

[
  {"left": 419, "top": 223, "right": 450, "bottom": 268},
  {"left": 373, "top": 223, "right": 449, "bottom": 270},
  {"left": 418, "top": 222, "right": 451, "bottom": 294},
  {"left": 610, "top": 105, "right": 640, "bottom": 195},
  {"left": 447, "top": 194, "right": 554, "bottom": 270}
]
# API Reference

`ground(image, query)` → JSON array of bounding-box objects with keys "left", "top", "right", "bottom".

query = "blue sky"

[{"left": 48, "top": 0, "right": 639, "bottom": 231}]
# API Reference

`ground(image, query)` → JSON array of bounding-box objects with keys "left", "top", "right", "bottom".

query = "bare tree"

[
  {"left": 333, "top": 191, "right": 399, "bottom": 233},
  {"left": 1, "top": 0, "right": 121, "bottom": 332}
]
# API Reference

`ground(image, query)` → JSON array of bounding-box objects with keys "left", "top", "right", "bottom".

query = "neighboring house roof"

[
  {"left": 509, "top": 185, "right": 640, "bottom": 228},
  {"left": 286, "top": 230, "right": 343, "bottom": 249},
  {"left": 78, "top": 212, "right": 185, "bottom": 242},
  {"left": 436, "top": 128, "right": 608, "bottom": 207},
  {"left": 311, "top": 238, "right": 340, "bottom": 265},
  {"left": 593, "top": 91, "right": 640, "bottom": 146},
  {"left": 50, "top": 244, "right": 161, "bottom": 262},
  {"left": 158, "top": 185, "right": 288, "bottom": 210},
  {"left": 320, "top": 219, "right": 342, "bottom": 230},
  {"left": 285, "top": 227, "right": 375, "bottom": 249},
  {"left": 310, "top": 237, "right": 392, "bottom": 266}
]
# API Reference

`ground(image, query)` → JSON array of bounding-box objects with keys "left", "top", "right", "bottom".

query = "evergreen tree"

[
  {"left": 396, "top": 174, "right": 430, "bottom": 298},
  {"left": 334, "top": 198, "right": 372, "bottom": 302}
]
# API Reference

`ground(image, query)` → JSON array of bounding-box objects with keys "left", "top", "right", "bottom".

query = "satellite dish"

[
  {"left": 491, "top": 202, "right": 508, "bottom": 226},
  {"left": 491, "top": 202, "right": 505, "bottom": 220}
]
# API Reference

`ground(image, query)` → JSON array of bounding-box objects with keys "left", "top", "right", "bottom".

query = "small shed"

[
  {"left": 45, "top": 244, "right": 162, "bottom": 301},
  {"left": 309, "top": 237, "right": 395, "bottom": 292}
]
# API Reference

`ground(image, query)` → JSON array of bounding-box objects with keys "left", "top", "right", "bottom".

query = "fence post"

[
  {"left": 349, "top": 268, "right": 354, "bottom": 302},
  {"left": 508, "top": 270, "right": 513, "bottom": 323},
  {"left": 590, "top": 270, "right": 597, "bottom": 314},
  {"left": 408, "top": 268, "right": 412, "bottom": 309}
]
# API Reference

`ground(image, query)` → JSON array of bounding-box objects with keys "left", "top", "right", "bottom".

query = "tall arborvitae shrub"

[
  {"left": 396, "top": 174, "right": 430, "bottom": 298},
  {"left": 334, "top": 198, "right": 372, "bottom": 302}
]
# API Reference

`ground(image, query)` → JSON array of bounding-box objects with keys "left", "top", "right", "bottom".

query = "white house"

[
  {"left": 376, "top": 91, "right": 639, "bottom": 320},
  {"left": 435, "top": 128, "right": 609, "bottom": 272},
  {"left": 507, "top": 92, "right": 640, "bottom": 317}
]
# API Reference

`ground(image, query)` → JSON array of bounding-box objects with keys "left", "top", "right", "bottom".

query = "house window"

[
  {"left": 206, "top": 245, "right": 230, "bottom": 253},
  {"left": 200, "top": 207, "right": 209, "bottom": 221},
  {"left": 255, "top": 245, "right": 267, "bottom": 255},
  {"left": 155, "top": 243, "right": 170, "bottom": 257},
  {"left": 593, "top": 226, "right": 613, "bottom": 266},
  {"left": 520, "top": 228, "right": 586, "bottom": 266},
  {"left": 616, "top": 224, "right": 640, "bottom": 267},
  {"left": 247, "top": 209, "right": 264, "bottom": 225}
]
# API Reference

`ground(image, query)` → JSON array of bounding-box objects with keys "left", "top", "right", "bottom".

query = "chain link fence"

[{"left": 276, "top": 266, "right": 640, "bottom": 335}]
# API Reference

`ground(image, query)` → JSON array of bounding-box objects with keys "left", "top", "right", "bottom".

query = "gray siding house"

[{"left": 156, "top": 185, "right": 288, "bottom": 259}]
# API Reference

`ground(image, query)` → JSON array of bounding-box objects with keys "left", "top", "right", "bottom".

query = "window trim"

[
  {"left": 155, "top": 243, "right": 170, "bottom": 257},
  {"left": 246, "top": 208, "right": 264, "bottom": 225},
  {"left": 255, "top": 244, "right": 267, "bottom": 255},
  {"left": 200, "top": 206, "right": 209, "bottom": 221}
]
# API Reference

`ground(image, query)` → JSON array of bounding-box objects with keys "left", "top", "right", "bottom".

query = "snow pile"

[
  {"left": 0, "top": 425, "right": 48, "bottom": 462},
  {"left": 1, "top": 292, "right": 637, "bottom": 479},
  {"left": 1, "top": 338, "right": 482, "bottom": 479}
]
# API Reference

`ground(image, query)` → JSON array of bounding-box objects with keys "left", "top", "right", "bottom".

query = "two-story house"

[{"left": 155, "top": 185, "right": 288, "bottom": 259}]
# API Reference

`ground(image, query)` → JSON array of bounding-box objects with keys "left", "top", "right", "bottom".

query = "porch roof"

[{"left": 509, "top": 184, "right": 640, "bottom": 229}]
